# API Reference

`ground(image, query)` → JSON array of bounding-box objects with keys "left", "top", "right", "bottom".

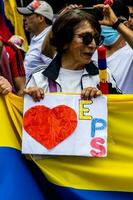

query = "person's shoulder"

[
  {"left": 4, "top": 45, "right": 15, "bottom": 57},
  {"left": 26, "top": 65, "right": 48, "bottom": 88},
  {"left": 125, "top": 43, "right": 133, "bottom": 51},
  {"left": 118, "top": 43, "right": 133, "bottom": 59},
  {"left": 27, "top": 65, "right": 48, "bottom": 82},
  {"left": 107, "top": 68, "right": 122, "bottom": 94},
  {"left": 32, "top": 64, "right": 48, "bottom": 74}
]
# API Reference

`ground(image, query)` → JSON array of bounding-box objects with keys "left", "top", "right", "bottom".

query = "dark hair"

[
  {"left": 45, "top": 17, "right": 52, "bottom": 25},
  {"left": 122, "top": 0, "right": 133, "bottom": 7},
  {"left": 111, "top": 0, "right": 129, "bottom": 20},
  {"left": 51, "top": 9, "right": 101, "bottom": 53}
]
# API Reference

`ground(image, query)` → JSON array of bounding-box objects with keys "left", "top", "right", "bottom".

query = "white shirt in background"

[
  {"left": 24, "top": 26, "right": 52, "bottom": 80},
  {"left": 92, "top": 44, "right": 133, "bottom": 94}
]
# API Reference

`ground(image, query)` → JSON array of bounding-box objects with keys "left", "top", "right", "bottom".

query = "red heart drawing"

[{"left": 23, "top": 105, "right": 77, "bottom": 149}]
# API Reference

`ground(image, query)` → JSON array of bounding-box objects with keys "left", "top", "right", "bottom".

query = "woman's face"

[{"left": 65, "top": 21, "right": 97, "bottom": 66}]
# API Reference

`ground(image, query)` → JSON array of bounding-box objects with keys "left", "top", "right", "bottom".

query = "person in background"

[
  {"left": 128, "top": 5, "right": 133, "bottom": 30},
  {"left": 24, "top": 9, "right": 120, "bottom": 102},
  {"left": 123, "top": 0, "right": 133, "bottom": 30},
  {"left": 17, "top": 0, "right": 53, "bottom": 81},
  {"left": 95, "top": 0, "right": 133, "bottom": 48},
  {"left": 93, "top": 1, "right": 133, "bottom": 94},
  {"left": 0, "top": 40, "right": 2, "bottom": 56},
  {"left": 0, "top": 76, "right": 12, "bottom": 95},
  {"left": 41, "top": 2, "right": 133, "bottom": 60},
  {"left": 0, "top": 37, "right": 26, "bottom": 96},
  {"left": 0, "top": 40, "right": 12, "bottom": 95},
  {"left": 9, "top": 35, "right": 26, "bottom": 59}
]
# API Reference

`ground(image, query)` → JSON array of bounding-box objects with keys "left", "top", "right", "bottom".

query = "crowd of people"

[
  {"left": 0, "top": 0, "right": 133, "bottom": 199},
  {"left": 0, "top": 0, "right": 133, "bottom": 98}
]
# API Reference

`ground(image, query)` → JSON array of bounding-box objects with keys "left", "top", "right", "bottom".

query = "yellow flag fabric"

[
  {"left": 1, "top": 93, "right": 133, "bottom": 192},
  {"left": 4, "top": 0, "right": 28, "bottom": 51},
  {"left": 0, "top": 93, "right": 22, "bottom": 148}
]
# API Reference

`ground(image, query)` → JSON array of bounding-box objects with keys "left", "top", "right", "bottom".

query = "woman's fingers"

[
  {"left": 81, "top": 87, "right": 102, "bottom": 99},
  {"left": 23, "top": 87, "right": 44, "bottom": 101}
]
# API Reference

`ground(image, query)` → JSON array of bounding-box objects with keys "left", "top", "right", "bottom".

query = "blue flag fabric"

[{"left": 0, "top": 147, "right": 46, "bottom": 200}]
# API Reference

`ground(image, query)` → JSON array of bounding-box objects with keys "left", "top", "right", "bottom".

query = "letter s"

[{"left": 90, "top": 137, "right": 106, "bottom": 157}]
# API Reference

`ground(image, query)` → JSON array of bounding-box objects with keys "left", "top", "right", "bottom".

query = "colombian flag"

[
  {"left": 0, "top": 0, "right": 28, "bottom": 50},
  {"left": 0, "top": 0, "right": 12, "bottom": 40},
  {"left": 0, "top": 94, "right": 46, "bottom": 200},
  {"left": 1, "top": 93, "right": 133, "bottom": 200},
  {"left": 4, "top": 0, "right": 28, "bottom": 50}
]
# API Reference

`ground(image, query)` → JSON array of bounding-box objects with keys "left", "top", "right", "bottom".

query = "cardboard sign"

[{"left": 22, "top": 93, "right": 107, "bottom": 157}]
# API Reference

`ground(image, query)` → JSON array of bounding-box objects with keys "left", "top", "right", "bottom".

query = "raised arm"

[{"left": 94, "top": 4, "right": 133, "bottom": 48}]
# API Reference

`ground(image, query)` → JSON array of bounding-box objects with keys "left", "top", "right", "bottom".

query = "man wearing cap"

[{"left": 17, "top": 0, "right": 53, "bottom": 81}]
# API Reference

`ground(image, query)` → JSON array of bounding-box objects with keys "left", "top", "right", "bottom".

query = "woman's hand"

[
  {"left": 23, "top": 87, "right": 44, "bottom": 102},
  {"left": 58, "top": 4, "right": 83, "bottom": 16},
  {"left": 0, "top": 76, "right": 12, "bottom": 95},
  {"left": 93, "top": 4, "right": 118, "bottom": 26},
  {"left": 81, "top": 87, "right": 102, "bottom": 99}
]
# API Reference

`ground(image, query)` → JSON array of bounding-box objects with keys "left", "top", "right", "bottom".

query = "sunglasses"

[
  {"left": 75, "top": 32, "right": 104, "bottom": 46},
  {"left": 129, "top": 13, "right": 133, "bottom": 18}
]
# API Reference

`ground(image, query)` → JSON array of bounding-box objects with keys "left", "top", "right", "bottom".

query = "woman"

[{"left": 24, "top": 9, "right": 120, "bottom": 101}]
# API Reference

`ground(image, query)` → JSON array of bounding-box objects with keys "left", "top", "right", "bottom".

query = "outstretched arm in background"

[{"left": 94, "top": 4, "right": 133, "bottom": 48}]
